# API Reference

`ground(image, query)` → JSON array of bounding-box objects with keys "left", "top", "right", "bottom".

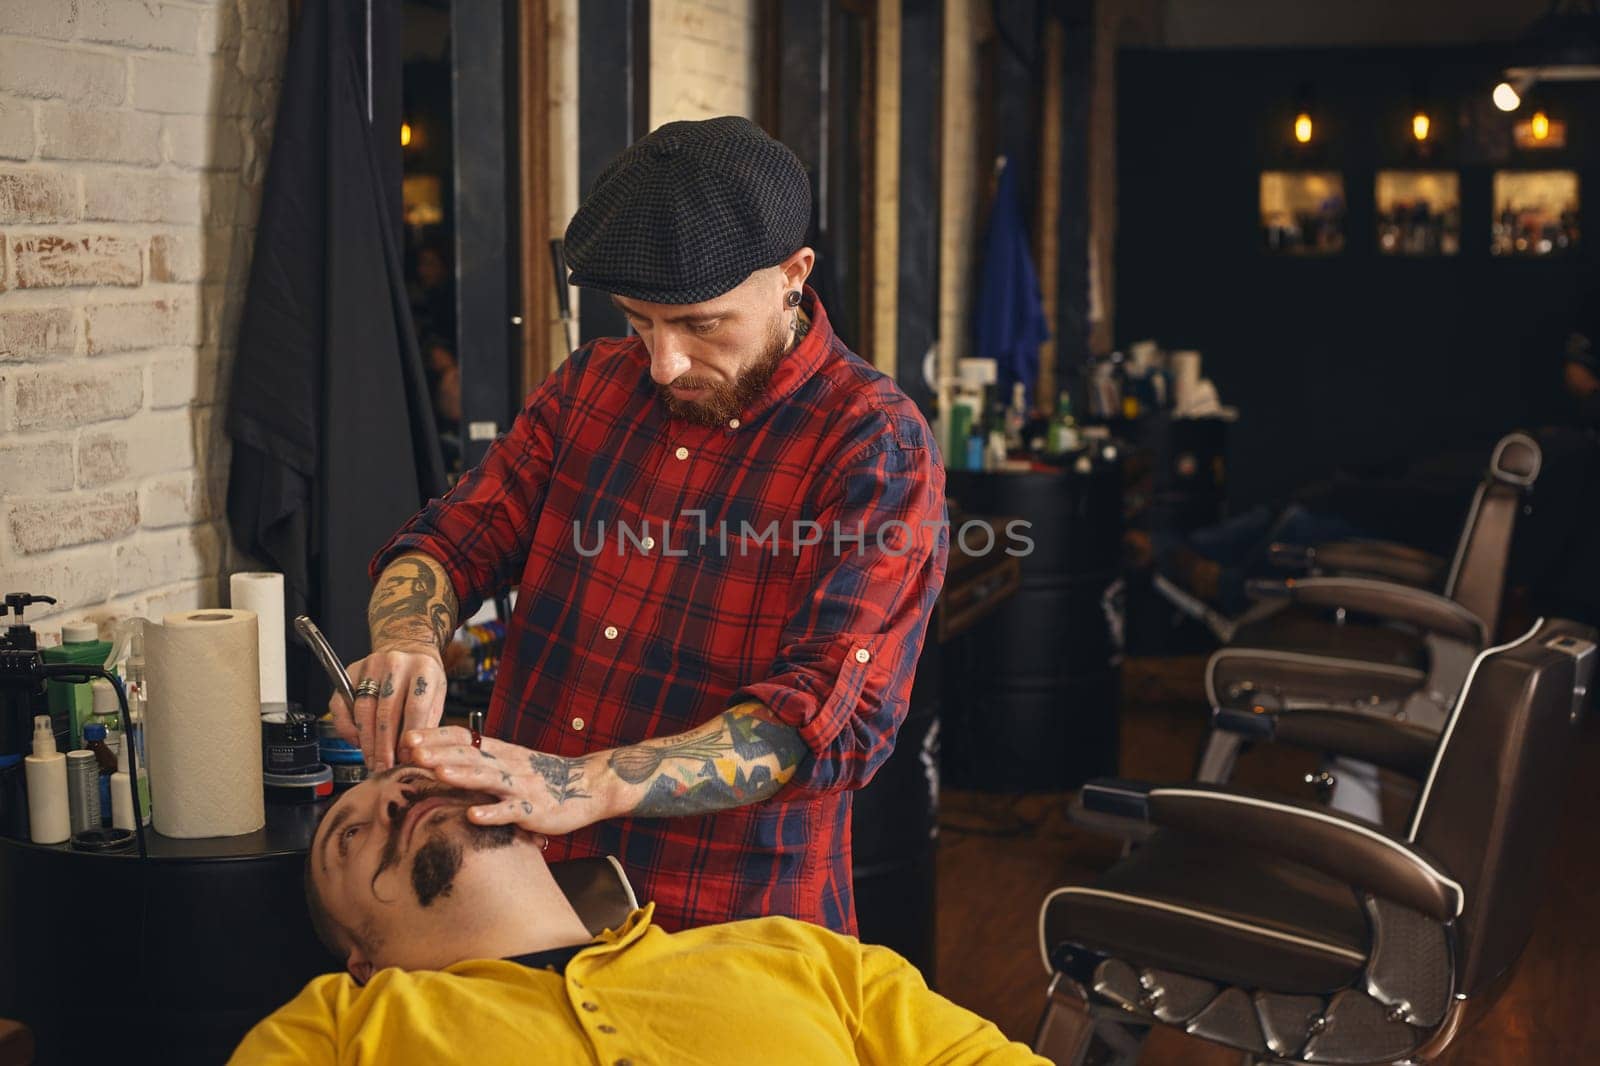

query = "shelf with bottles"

[
  {"left": 1260, "top": 171, "right": 1346, "bottom": 256},
  {"left": 1376, "top": 171, "right": 1460, "bottom": 256},
  {"left": 1492, "top": 170, "right": 1580, "bottom": 257}
]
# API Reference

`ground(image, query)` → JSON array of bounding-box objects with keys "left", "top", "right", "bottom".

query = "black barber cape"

[{"left": 226, "top": 0, "right": 445, "bottom": 710}]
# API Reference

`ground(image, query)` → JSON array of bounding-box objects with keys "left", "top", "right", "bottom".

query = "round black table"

[{"left": 0, "top": 803, "right": 336, "bottom": 1065}]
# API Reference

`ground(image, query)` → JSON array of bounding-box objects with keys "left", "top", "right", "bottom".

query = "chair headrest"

[{"left": 1488, "top": 432, "right": 1541, "bottom": 487}]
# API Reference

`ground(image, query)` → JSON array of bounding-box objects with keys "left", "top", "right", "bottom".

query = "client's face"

[{"left": 309, "top": 766, "right": 522, "bottom": 975}]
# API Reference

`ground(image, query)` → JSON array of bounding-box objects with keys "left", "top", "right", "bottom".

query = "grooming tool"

[
  {"left": 261, "top": 706, "right": 320, "bottom": 774},
  {"left": 469, "top": 708, "right": 485, "bottom": 749},
  {"left": 292, "top": 616, "right": 357, "bottom": 709},
  {"left": 263, "top": 764, "right": 334, "bottom": 805}
]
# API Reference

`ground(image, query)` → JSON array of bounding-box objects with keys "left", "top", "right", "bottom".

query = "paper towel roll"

[
  {"left": 231, "top": 572, "right": 286, "bottom": 704},
  {"left": 1170, "top": 351, "right": 1202, "bottom": 413},
  {"left": 144, "top": 609, "right": 264, "bottom": 838}
]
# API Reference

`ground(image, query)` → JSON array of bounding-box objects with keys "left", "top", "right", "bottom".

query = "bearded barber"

[{"left": 333, "top": 117, "right": 948, "bottom": 934}]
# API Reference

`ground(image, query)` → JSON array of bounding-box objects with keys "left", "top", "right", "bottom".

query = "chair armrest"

[
  {"left": 1248, "top": 576, "right": 1487, "bottom": 647},
  {"left": 1310, "top": 540, "right": 1447, "bottom": 588},
  {"left": 1079, "top": 777, "right": 1464, "bottom": 920},
  {"left": 1212, "top": 705, "right": 1438, "bottom": 779}
]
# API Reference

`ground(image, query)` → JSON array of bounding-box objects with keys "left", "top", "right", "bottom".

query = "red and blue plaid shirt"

[{"left": 372, "top": 290, "right": 948, "bottom": 933}]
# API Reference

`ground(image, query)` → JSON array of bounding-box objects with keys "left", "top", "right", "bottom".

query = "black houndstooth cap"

[{"left": 563, "top": 116, "right": 812, "bottom": 305}]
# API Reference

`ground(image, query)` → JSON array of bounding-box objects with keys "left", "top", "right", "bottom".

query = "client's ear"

[{"left": 347, "top": 948, "right": 375, "bottom": 985}]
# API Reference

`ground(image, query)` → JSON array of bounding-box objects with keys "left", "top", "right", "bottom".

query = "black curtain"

[{"left": 226, "top": 0, "right": 446, "bottom": 712}]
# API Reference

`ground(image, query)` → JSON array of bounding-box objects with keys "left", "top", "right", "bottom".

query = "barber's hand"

[
  {"left": 398, "top": 726, "right": 609, "bottom": 837},
  {"left": 329, "top": 643, "right": 448, "bottom": 772}
]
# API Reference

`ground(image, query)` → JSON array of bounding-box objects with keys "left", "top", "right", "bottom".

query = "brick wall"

[
  {"left": 0, "top": 0, "right": 288, "bottom": 640},
  {"left": 649, "top": 0, "right": 758, "bottom": 128}
]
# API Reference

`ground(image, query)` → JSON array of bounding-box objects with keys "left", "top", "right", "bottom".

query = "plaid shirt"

[{"left": 372, "top": 290, "right": 948, "bottom": 933}]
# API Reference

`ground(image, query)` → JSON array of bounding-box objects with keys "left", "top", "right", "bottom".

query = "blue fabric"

[{"left": 972, "top": 162, "right": 1050, "bottom": 394}]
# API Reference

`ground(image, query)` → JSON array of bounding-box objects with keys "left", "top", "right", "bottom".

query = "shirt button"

[
  {"left": 581, "top": 1001, "right": 599, "bottom": 1012},
  {"left": 674, "top": 446, "right": 689, "bottom": 460},
  {"left": 604, "top": 625, "right": 619, "bottom": 640},
  {"left": 598, "top": 1024, "right": 617, "bottom": 1034},
  {"left": 571, "top": 717, "right": 586, "bottom": 731},
  {"left": 728, "top": 418, "right": 740, "bottom": 429},
  {"left": 854, "top": 648, "right": 871, "bottom": 664},
  {"left": 641, "top": 536, "right": 655, "bottom": 550},
  {"left": 614, "top": 1060, "right": 633, "bottom": 1066}
]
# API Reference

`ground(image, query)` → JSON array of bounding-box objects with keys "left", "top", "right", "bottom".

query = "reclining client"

[{"left": 228, "top": 765, "right": 1046, "bottom": 1064}]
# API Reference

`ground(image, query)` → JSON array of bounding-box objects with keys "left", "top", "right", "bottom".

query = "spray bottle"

[{"left": 24, "top": 715, "right": 69, "bottom": 844}]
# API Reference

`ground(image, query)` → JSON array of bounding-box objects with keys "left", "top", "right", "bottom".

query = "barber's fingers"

[
  {"left": 398, "top": 661, "right": 448, "bottom": 739},
  {"left": 466, "top": 797, "right": 542, "bottom": 829},
  {"left": 351, "top": 674, "right": 378, "bottom": 767},
  {"left": 347, "top": 649, "right": 445, "bottom": 772},
  {"left": 400, "top": 726, "right": 521, "bottom": 765}
]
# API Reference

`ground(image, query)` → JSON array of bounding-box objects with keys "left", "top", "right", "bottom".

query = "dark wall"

[{"left": 1117, "top": 47, "right": 1599, "bottom": 507}]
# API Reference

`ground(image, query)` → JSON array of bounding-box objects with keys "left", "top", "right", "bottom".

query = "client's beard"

[
  {"left": 411, "top": 819, "right": 518, "bottom": 908},
  {"left": 656, "top": 313, "right": 792, "bottom": 427}
]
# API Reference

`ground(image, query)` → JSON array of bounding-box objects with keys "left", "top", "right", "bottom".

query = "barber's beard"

[{"left": 656, "top": 313, "right": 792, "bottom": 427}]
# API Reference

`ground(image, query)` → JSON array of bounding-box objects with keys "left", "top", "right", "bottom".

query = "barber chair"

[
  {"left": 1032, "top": 618, "right": 1594, "bottom": 1065},
  {"left": 1197, "top": 433, "right": 1541, "bottom": 787},
  {"left": 551, "top": 856, "right": 640, "bottom": 936}
]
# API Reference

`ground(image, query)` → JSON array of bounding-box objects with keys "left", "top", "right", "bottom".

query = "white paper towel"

[
  {"left": 144, "top": 609, "right": 264, "bottom": 838},
  {"left": 1170, "top": 350, "right": 1202, "bottom": 413},
  {"left": 230, "top": 572, "right": 287, "bottom": 704}
]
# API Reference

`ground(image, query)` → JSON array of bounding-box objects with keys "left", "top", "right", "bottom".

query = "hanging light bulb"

[
  {"left": 1412, "top": 111, "right": 1431, "bottom": 141},
  {"left": 1531, "top": 110, "right": 1551, "bottom": 141},
  {"left": 1492, "top": 81, "right": 1522, "bottom": 112},
  {"left": 401, "top": 122, "right": 413, "bottom": 147},
  {"left": 1294, "top": 112, "right": 1313, "bottom": 144}
]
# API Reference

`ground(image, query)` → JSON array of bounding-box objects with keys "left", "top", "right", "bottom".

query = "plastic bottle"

[
  {"left": 111, "top": 722, "right": 150, "bottom": 829},
  {"left": 24, "top": 716, "right": 69, "bottom": 844},
  {"left": 1050, "top": 391, "right": 1081, "bottom": 454},
  {"left": 84, "top": 723, "right": 118, "bottom": 828},
  {"left": 43, "top": 621, "right": 111, "bottom": 753},
  {"left": 86, "top": 678, "right": 124, "bottom": 756}
]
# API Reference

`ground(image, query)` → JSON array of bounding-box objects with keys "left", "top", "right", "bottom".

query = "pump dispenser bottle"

[{"left": 24, "top": 715, "right": 69, "bottom": 844}]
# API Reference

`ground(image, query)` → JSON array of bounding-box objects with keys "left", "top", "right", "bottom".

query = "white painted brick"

[
  {"left": 162, "top": 114, "right": 242, "bottom": 170},
  {"left": 11, "top": 233, "right": 142, "bottom": 288},
  {"left": 149, "top": 345, "right": 219, "bottom": 408},
  {"left": 129, "top": 55, "right": 217, "bottom": 115},
  {"left": 235, "top": 28, "right": 283, "bottom": 81},
  {"left": 0, "top": 98, "right": 33, "bottom": 162},
  {"left": 0, "top": 0, "right": 81, "bottom": 41},
  {"left": 113, "top": 522, "right": 223, "bottom": 594},
  {"left": 0, "top": 168, "right": 80, "bottom": 224},
  {"left": 9, "top": 489, "right": 139, "bottom": 553},
  {"left": 0, "top": 438, "right": 75, "bottom": 493},
  {"left": 1, "top": 545, "right": 116, "bottom": 618},
  {"left": 78, "top": 410, "right": 197, "bottom": 487},
  {"left": 0, "top": 306, "right": 76, "bottom": 361},
  {"left": 0, "top": 40, "right": 125, "bottom": 106},
  {"left": 196, "top": 3, "right": 241, "bottom": 55},
  {"left": 12, "top": 363, "right": 142, "bottom": 431},
  {"left": 82, "top": 170, "right": 202, "bottom": 225},
  {"left": 139, "top": 470, "right": 213, "bottom": 528},
  {"left": 84, "top": 298, "right": 200, "bottom": 354},
  {"left": 78, "top": 0, "right": 201, "bottom": 54},
  {"left": 136, "top": 576, "right": 220, "bottom": 619},
  {"left": 239, "top": 0, "right": 288, "bottom": 34},
  {"left": 38, "top": 103, "right": 163, "bottom": 167},
  {"left": 149, "top": 232, "right": 204, "bottom": 283}
]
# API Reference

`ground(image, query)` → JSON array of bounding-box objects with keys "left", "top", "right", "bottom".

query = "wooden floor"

[{"left": 934, "top": 656, "right": 1600, "bottom": 1063}]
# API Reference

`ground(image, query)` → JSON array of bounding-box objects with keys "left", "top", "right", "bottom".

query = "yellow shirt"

[{"left": 229, "top": 904, "right": 1047, "bottom": 1065}]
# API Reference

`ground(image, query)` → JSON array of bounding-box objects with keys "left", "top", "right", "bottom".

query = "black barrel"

[
  {"left": 852, "top": 640, "right": 942, "bottom": 984},
  {"left": 943, "top": 462, "right": 1123, "bottom": 791},
  {"left": 0, "top": 807, "right": 333, "bottom": 1065}
]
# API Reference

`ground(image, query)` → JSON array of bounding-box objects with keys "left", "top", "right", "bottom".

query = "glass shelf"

[
  {"left": 1261, "top": 171, "right": 1346, "bottom": 256},
  {"left": 1376, "top": 171, "right": 1460, "bottom": 256},
  {"left": 1492, "top": 170, "right": 1580, "bottom": 257}
]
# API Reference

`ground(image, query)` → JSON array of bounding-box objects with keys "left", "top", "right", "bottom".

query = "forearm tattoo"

[
  {"left": 621, "top": 705, "right": 807, "bottom": 818},
  {"left": 528, "top": 752, "right": 591, "bottom": 804},
  {"left": 367, "top": 554, "right": 458, "bottom": 652}
]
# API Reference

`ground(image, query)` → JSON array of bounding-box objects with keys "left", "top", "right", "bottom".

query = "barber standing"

[{"left": 333, "top": 117, "right": 948, "bottom": 934}]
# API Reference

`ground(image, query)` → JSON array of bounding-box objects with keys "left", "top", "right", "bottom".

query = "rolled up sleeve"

[
  {"left": 368, "top": 358, "right": 570, "bottom": 617},
  {"left": 731, "top": 438, "right": 948, "bottom": 794}
]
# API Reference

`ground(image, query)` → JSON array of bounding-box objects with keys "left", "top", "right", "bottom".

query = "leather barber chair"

[
  {"left": 1198, "top": 433, "right": 1542, "bottom": 786},
  {"left": 551, "top": 855, "right": 640, "bottom": 935},
  {"left": 1032, "top": 618, "right": 1594, "bottom": 1065}
]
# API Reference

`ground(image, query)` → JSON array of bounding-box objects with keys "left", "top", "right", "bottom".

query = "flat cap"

[{"left": 563, "top": 116, "right": 811, "bottom": 305}]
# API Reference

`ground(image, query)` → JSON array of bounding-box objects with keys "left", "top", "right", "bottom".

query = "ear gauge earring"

[{"left": 785, "top": 290, "right": 802, "bottom": 308}]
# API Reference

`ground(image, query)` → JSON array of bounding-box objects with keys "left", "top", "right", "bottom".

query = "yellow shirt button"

[
  {"left": 598, "top": 1024, "right": 617, "bottom": 1034},
  {"left": 675, "top": 446, "right": 689, "bottom": 460},
  {"left": 581, "top": 1001, "right": 599, "bottom": 1012},
  {"left": 604, "top": 626, "right": 619, "bottom": 640},
  {"left": 641, "top": 536, "right": 655, "bottom": 550},
  {"left": 728, "top": 418, "right": 740, "bottom": 429},
  {"left": 854, "top": 648, "right": 871, "bottom": 664},
  {"left": 615, "top": 1060, "right": 633, "bottom": 1066},
  {"left": 572, "top": 717, "right": 585, "bottom": 731}
]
